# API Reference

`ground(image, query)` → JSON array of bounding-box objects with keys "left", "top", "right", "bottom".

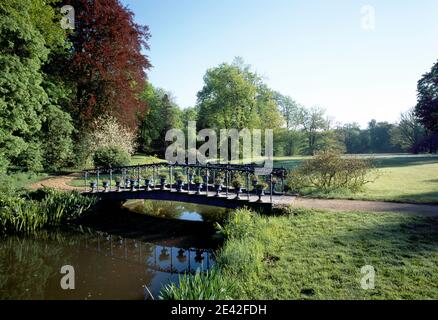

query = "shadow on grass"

[
  {"left": 335, "top": 215, "right": 438, "bottom": 256},
  {"left": 274, "top": 155, "right": 438, "bottom": 171},
  {"left": 372, "top": 155, "right": 438, "bottom": 169},
  {"left": 385, "top": 191, "right": 438, "bottom": 205},
  {"left": 423, "top": 179, "right": 438, "bottom": 184},
  {"left": 273, "top": 159, "right": 304, "bottom": 170}
]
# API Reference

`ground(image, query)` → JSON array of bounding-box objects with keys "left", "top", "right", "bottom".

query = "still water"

[{"left": 0, "top": 201, "right": 229, "bottom": 300}]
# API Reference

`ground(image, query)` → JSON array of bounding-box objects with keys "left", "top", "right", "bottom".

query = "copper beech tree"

[{"left": 63, "top": 0, "right": 152, "bottom": 130}]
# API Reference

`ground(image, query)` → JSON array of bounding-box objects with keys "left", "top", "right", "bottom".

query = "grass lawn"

[
  {"left": 130, "top": 154, "right": 166, "bottom": 166},
  {"left": 207, "top": 208, "right": 438, "bottom": 300},
  {"left": 275, "top": 154, "right": 438, "bottom": 204},
  {"left": 66, "top": 154, "right": 165, "bottom": 187},
  {"left": 0, "top": 172, "right": 49, "bottom": 191}
]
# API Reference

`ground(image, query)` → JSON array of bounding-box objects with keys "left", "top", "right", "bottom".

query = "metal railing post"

[
  {"left": 187, "top": 165, "right": 190, "bottom": 193},
  {"left": 281, "top": 167, "right": 285, "bottom": 194},
  {"left": 206, "top": 163, "right": 209, "bottom": 197},
  {"left": 226, "top": 165, "right": 229, "bottom": 198},
  {"left": 153, "top": 166, "right": 156, "bottom": 189},
  {"left": 109, "top": 169, "right": 113, "bottom": 192},
  {"left": 137, "top": 166, "right": 141, "bottom": 190},
  {"left": 169, "top": 164, "right": 173, "bottom": 192},
  {"left": 270, "top": 173, "right": 273, "bottom": 203},
  {"left": 246, "top": 170, "right": 250, "bottom": 201}
]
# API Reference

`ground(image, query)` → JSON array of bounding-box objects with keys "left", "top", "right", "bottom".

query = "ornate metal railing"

[{"left": 83, "top": 162, "right": 287, "bottom": 203}]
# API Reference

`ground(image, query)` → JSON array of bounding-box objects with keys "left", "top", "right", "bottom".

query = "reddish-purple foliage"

[{"left": 63, "top": 0, "right": 152, "bottom": 130}]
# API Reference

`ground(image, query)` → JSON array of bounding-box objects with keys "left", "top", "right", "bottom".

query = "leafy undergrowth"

[
  {"left": 0, "top": 188, "right": 97, "bottom": 234},
  {"left": 162, "top": 207, "right": 438, "bottom": 300}
]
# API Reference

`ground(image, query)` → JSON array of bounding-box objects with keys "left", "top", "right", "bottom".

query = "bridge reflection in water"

[{"left": 82, "top": 231, "right": 213, "bottom": 275}]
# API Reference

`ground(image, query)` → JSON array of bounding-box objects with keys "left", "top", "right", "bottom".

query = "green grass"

[
  {"left": 165, "top": 208, "right": 438, "bottom": 300},
  {"left": 0, "top": 172, "right": 49, "bottom": 192},
  {"left": 130, "top": 154, "right": 166, "bottom": 166},
  {"left": 275, "top": 154, "right": 438, "bottom": 204}
]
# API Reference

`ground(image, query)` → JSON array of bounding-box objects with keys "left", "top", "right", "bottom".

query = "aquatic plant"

[
  {"left": 159, "top": 268, "right": 234, "bottom": 300},
  {"left": 0, "top": 188, "right": 97, "bottom": 234}
]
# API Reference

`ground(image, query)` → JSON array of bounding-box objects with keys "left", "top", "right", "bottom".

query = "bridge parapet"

[{"left": 82, "top": 162, "right": 288, "bottom": 209}]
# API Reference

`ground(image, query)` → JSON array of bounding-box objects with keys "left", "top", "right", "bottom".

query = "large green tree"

[
  {"left": 139, "top": 83, "right": 183, "bottom": 156},
  {"left": 415, "top": 60, "right": 438, "bottom": 133},
  {"left": 301, "top": 107, "right": 330, "bottom": 154},
  {"left": 196, "top": 59, "right": 284, "bottom": 132},
  {"left": 0, "top": 0, "right": 74, "bottom": 172},
  {"left": 391, "top": 108, "right": 426, "bottom": 153},
  {"left": 272, "top": 92, "right": 304, "bottom": 130}
]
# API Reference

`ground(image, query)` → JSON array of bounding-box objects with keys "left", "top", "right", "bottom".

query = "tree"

[
  {"left": 272, "top": 92, "right": 304, "bottom": 130},
  {"left": 41, "top": 105, "right": 74, "bottom": 170},
  {"left": 0, "top": 0, "right": 53, "bottom": 171},
  {"left": 301, "top": 107, "right": 329, "bottom": 154},
  {"left": 196, "top": 60, "right": 259, "bottom": 131},
  {"left": 196, "top": 58, "right": 284, "bottom": 144},
  {"left": 415, "top": 60, "right": 438, "bottom": 133},
  {"left": 391, "top": 108, "right": 426, "bottom": 153},
  {"left": 139, "top": 83, "right": 183, "bottom": 156},
  {"left": 368, "top": 120, "right": 401, "bottom": 153},
  {"left": 62, "top": 0, "right": 152, "bottom": 130},
  {"left": 275, "top": 128, "right": 307, "bottom": 156},
  {"left": 77, "top": 116, "right": 137, "bottom": 166},
  {"left": 336, "top": 123, "right": 370, "bottom": 154}
]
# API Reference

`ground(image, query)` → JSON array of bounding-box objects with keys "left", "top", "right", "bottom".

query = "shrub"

[
  {"left": 159, "top": 172, "right": 168, "bottom": 180},
  {"left": 159, "top": 269, "right": 234, "bottom": 300},
  {"left": 193, "top": 176, "right": 202, "bottom": 184},
  {"left": 142, "top": 168, "right": 154, "bottom": 180},
  {"left": 231, "top": 175, "right": 244, "bottom": 189},
  {"left": 76, "top": 115, "right": 137, "bottom": 166},
  {"left": 286, "top": 150, "right": 377, "bottom": 193},
  {"left": 255, "top": 182, "right": 268, "bottom": 190},
  {"left": 216, "top": 208, "right": 256, "bottom": 239},
  {"left": 41, "top": 105, "right": 74, "bottom": 171},
  {"left": 174, "top": 171, "right": 185, "bottom": 181},
  {"left": 93, "top": 146, "right": 131, "bottom": 168},
  {"left": 0, "top": 188, "right": 96, "bottom": 234}
]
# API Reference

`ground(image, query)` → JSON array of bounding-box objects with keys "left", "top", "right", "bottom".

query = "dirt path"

[
  {"left": 274, "top": 196, "right": 438, "bottom": 217},
  {"left": 30, "top": 173, "right": 83, "bottom": 191}
]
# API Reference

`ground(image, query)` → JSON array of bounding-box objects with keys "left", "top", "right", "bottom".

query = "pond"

[{"left": 0, "top": 201, "right": 228, "bottom": 300}]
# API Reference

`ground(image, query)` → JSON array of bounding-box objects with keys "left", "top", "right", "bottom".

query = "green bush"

[
  {"left": 41, "top": 105, "right": 74, "bottom": 171},
  {"left": 160, "top": 208, "right": 263, "bottom": 300},
  {"left": 216, "top": 208, "right": 256, "bottom": 239},
  {"left": 0, "top": 188, "right": 96, "bottom": 234},
  {"left": 286, "top": 150, "right": 378, "bottom": 193},
  {"left": 231, "top": 174, "right": 244, "bottom": 189},
  {"left": 159, "top": 269, "right": 234, "bottom": 300},
  {"left": 93, "top": 146, "right": 131, "bottom": 168}
]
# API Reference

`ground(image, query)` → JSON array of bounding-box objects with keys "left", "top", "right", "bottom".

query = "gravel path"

[{"left": 30, "top": 173, "right": 83, "bottom": 191}]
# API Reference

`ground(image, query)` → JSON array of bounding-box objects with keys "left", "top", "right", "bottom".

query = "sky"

[{"left": 121, "top": 0, "right": 438, "bottom": 127}]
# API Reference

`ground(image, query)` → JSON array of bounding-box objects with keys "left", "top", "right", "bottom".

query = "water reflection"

[
  {"left": 124, "top": 200, "right": 230, "bottom": 224},
  {"left": 84, "top": 230, "right": 213, "bottom": 274},
  {"left": 0, "top": 227, "right": 214, "bottom": 300}
]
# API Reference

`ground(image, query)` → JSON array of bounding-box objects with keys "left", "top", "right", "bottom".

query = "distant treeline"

[{"left": 139, "top": 59, "right": 438, "bottom": 157}]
